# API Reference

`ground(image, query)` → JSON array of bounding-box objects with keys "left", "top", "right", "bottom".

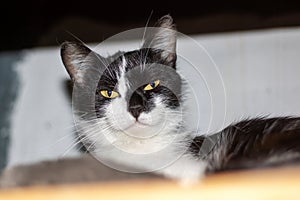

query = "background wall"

[
  {"left": 4, "top": 28, "right": 300, "bottom": 168},
  {"left": 1, "top": 1, "right": 300, "bottom": 170}
]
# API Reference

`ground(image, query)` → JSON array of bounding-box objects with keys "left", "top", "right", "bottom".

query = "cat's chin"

[
  {"left": 129, "top": 121, "right": 150, "bottom": 128},
  {"left": 121, "top": 121, "right": 164, "bottom": 139}
]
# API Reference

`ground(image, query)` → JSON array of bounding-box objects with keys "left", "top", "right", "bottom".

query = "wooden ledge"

[{"left": 1, "top": 165, "right": 300, "bottom": 200}]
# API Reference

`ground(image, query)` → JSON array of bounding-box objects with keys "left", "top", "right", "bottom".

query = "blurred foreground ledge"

[{"left": 0, "top": 165, "right": 300, "bottom": 200}]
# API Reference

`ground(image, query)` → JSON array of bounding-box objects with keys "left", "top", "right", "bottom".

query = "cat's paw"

[
  {"left": 177, "top": 173, "right": 205, "bottom": 187},
  {"left": 158, "top": 157, "right": 207, "bottom": 186}
]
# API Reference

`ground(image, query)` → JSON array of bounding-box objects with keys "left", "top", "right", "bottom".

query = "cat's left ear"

[
  {"left": 142, "top": 15, "right": 177, "bottom": 68},
  {"left": 60, "top": 41, "right": 104, "bottom": 84}
]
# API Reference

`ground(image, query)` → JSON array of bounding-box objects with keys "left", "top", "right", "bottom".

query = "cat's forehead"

[
  {"left": 99, "top": 50, "right": 161, "bottom": 83},
  {"left": 98, "top": 49, "right": 181, "bottom": 94}
]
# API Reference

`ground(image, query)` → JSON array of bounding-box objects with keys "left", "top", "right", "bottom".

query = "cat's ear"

[
  {"left": 61, "top": 41, "right": 103, "bottom": 83},
  {"left": 142, "top": 15, "right": 177, "bottom": 67}
]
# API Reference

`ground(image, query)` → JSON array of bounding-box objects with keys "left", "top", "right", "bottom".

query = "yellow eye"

[
  {"left": 144, "top": 80, "right": 160, "bottom": 91},
  {"left": 100, "top": 90, "right": 119, "bottom": 98}
]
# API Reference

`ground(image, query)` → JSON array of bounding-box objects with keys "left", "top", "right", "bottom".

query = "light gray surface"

[
  {"left": 5, "top": 27, "right": 300, "bottom": 168},
  {"left": 0, "top": 154, "right": 159, "bottom": 188},
  {"left": 7, "top": 48, "right": 80, "bottom": 167}
]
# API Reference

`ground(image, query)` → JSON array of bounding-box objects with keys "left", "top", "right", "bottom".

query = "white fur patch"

[{"left": 158, "top": 154, "right": 207, "bottom": 184}]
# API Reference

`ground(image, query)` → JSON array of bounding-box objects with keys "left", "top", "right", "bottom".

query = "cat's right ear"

[
  {"left": 142, "top": 15, "right": 177, "bottom": 67},
  {"left": 60, "top": 41, "right": 103, "bottom": 83}
]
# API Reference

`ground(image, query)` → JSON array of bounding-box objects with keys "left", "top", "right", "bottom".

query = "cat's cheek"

[
  {"left": 140, "top": 109, "right": 164, "bottom": 126},
  {"left": 152, "top": 97, "right": 177, "bottom": 125},
  {"left": 105, "top": 98, "right": 135, "bottom": 131}
]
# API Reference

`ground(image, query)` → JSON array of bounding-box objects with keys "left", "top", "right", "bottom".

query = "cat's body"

[
  {"left": 60, "top": 15, "right": 300, "bottom": 182},
  {"left": 191, "top": 117, "right": 300, "bottom": 173}
]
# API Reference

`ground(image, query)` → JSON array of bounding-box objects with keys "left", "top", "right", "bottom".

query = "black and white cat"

[{"left": 60, "top": 15, "right": 300, "bottom": 182}]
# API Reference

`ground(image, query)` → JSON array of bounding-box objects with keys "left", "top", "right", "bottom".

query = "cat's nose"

[{"left": 129, "top": 105, "right": 143, "bottom": 119}]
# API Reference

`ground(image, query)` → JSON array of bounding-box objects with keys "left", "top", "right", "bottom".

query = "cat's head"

[{"left": 61, "top": 15, "right": 185, "bottom": 154}]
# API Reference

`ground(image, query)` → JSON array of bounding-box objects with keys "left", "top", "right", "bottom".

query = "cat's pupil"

[
  {"left": 150, "top": 82, "right": 155, "bottom": 88},
  {"left": 107, "top": 90, "right": 112, "bottom": 97}
]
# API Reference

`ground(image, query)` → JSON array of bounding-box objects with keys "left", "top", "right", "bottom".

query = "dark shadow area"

[{"left": 2, "top": 0, "right": 300, "bottom": 52}]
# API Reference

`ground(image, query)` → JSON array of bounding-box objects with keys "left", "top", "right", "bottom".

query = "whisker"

[
  {"left": 140, "top": 10, "right": 153, "bottom": 48},
  {"left": 60, "top": 138, "right": 87, "bottom": 158},
  {"left": 64, "top": 30, "right": 88, "bottom": 47}
]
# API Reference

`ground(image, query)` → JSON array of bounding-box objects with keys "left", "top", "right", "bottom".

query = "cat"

[{"left": 60, "top": 15, "right": 300, "bottom": 183}]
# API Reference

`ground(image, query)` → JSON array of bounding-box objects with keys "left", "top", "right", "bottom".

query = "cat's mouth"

[
  {"left": 125, "top": 121, "right": 151, "bottom": 130},
  {"left": 124, "top": 121, "right": 151, "bottom": 132},
  {"left": 121, "top": 120, "right": 162, "bottom": 139}
]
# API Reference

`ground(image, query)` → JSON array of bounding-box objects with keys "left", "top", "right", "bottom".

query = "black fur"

[{"left": 189, "top": 117, "right": 300, "bottom": 173}]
